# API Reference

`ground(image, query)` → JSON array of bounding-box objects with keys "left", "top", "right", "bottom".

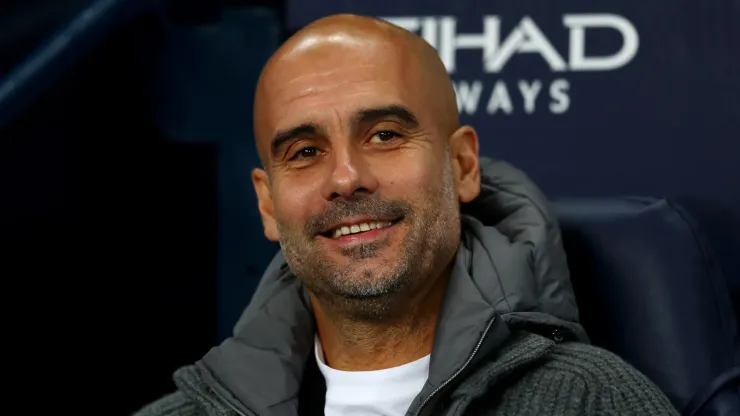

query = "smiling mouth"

[{"left": 320, "top": 218, "right": 403, "bottom": 239}]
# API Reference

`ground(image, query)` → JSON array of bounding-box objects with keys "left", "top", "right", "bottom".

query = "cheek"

[
  {"left": 375, "top": 153, "right": 443, "bottom": 197},
  {"left": 272, "top": 178, "right": 323, "bottom": 225}
]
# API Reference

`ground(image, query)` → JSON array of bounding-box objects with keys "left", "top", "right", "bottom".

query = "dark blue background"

[
  {"left": 282, "top": 0, "right": 740, "bottom": 325},
  {"left": 1, "top": 2, "right": 737, "bottom": 412}
]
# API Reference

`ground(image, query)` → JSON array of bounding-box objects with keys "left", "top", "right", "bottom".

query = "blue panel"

[
  {"left": 284, "top": 0, "right": 740, "bottom": 319},
  {"left": 152, "top": 7, "right": 281, "bottom": 341},
  {"left": 556, "top": 197, "right": 740, "bottom": 414}
]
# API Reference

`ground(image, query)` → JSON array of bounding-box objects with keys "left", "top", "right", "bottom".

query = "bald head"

[
  {"left": 249, "top": 14, "right": 481, "bottom": 326},
  {"left": 253, "top": 14, "right": 459, "bottom": 165}
]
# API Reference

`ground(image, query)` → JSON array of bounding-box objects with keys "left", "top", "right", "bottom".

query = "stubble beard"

[{"left": 277, "top": 162, "right": 460, "bottom": 323}]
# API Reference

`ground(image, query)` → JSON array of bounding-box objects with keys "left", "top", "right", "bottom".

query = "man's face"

[{"left": 253, "top": 35, "right": 468, "bottom": 313}]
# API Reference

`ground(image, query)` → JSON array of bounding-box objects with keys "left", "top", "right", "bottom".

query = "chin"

[
  {"left": 326, "top": 267, "right": 404, "bottom": 300},
  {"left": 324, "top": 243, "right": 394, "bottom": 266}
]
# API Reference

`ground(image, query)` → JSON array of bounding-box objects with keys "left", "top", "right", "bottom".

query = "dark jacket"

[{"left": 134, "top": 158, "right": 678, "bottom": 416}]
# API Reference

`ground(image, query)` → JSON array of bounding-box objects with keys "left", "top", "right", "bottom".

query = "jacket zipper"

[
  {"left": 414, "top": 315, "right": 497, "bottom": 416},
  {"left": 207, "top": 315, "right": 497, "bottom": 416}
]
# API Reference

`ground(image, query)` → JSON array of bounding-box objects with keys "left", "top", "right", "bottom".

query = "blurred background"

[{"left": 0, "top": 0, "right": 738, "bottom": 414}]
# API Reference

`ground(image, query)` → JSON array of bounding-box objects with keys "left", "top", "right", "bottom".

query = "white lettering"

[
  {"left": 489, "top": 17, "right": 566, "bottom": 72},
  {"left": 517, "top": 80, "right": 543, "bottom": 114},
  {"left": 438, "top": 16, "right": 499, "bottom": 73},
  {"left": 454, "top": 80, "right": 484, "bottom": 114},
  {"left": 549, "top": 79, "right": 570, "bottom": 113},
  {"left": 565, "top": 14, "right": 639, "bottom": 71},
  {"left": 380, "top": 14, "right": 639, "bottom": 73},
  {"left": 487, "top": 81, "right": 514, "bottom": 114},
  {"left": 451, "top": 79, "right": 572, "bottom": 115}
]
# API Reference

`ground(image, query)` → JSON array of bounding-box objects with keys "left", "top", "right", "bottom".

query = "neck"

[{"left": 311, "top": 266, "right": 451, "bottom": 371}]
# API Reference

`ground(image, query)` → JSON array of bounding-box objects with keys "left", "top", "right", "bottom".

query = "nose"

[{"left": 320, "top": 145, "right": 379, "bottom": 201}]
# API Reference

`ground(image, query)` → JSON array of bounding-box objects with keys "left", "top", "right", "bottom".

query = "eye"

[
  {"left": 369, "top": 130, "right": 400, "bottom": 144},
  {"left": 290, "top": 146, "right": 320, "bottom": 160}
]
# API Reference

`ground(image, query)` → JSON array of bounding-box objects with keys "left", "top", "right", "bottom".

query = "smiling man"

[{"left": 135, "top": 14, "right": 677, "bottom": 416}]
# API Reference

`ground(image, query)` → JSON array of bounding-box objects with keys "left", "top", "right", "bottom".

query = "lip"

[
  {"left": 319, "top": 220, "right": 401, "bottom": 248},
  {"left": 318, "top": 216, "right": 401, "bottom": 237}
]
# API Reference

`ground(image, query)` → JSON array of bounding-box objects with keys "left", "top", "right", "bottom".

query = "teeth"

[{"left": 331, "top": 221, "right": 393, "bottom": 238}]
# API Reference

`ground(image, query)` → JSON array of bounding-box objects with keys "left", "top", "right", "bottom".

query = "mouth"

[{"left": 319, "top": 217, "right": 404, "bottom": 239}]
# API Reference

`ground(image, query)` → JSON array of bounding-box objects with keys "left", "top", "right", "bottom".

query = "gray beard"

[
  {"left": 277, "top": 158, "right": 459, "bottom": 323},
  {"left": 279, "top": 231, "right": 415, "bottom": 321}
]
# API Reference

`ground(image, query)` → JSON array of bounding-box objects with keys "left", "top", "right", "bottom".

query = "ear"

[
  {"left": 252, "top": 168, "right": 279, "bottom": 242},
  {"left": 448, "top": 125, "right": 480, "bottom": 203}
]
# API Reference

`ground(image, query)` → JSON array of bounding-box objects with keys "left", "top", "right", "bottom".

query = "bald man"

[{"left": 135, "top": 14, "right": 677, "bottom": 416}]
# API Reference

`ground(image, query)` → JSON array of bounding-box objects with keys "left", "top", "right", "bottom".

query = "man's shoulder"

[
  {"left": 132, "top": 391, "right": 202, "bottom": 416},
  {"left": 548, "top": 340, "right": 651, "bottom": 378},
  {"left": 544, "top": 341, "right": 678, "bottom": 414}
]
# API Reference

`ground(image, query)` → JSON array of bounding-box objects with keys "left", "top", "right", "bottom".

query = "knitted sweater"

[{"left": 135, "top": 331, "right": 678, "bottom": 416}]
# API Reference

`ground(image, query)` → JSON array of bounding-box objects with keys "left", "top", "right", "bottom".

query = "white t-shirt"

[{"left": 315, "top": 336, "right": 431, "bottom": 416}]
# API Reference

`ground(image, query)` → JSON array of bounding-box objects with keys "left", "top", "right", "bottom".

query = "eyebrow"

[
  {"left": 352, "top": 105, "right": 419, "bottom": 134},
  {"left": 271, "top": 123, "right": 324, "bottom": 159},
  {"left": 269, "top": 105, "right": 420, "bottom": 159}
]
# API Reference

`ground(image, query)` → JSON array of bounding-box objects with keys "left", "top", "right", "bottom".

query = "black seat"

[{"left": 555, "top": 197, "right": 740, "bottom": 416}]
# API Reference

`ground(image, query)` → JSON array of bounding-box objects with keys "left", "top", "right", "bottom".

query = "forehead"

[{"left": 260, "top": 40, "right": 427, "bottom": 134}]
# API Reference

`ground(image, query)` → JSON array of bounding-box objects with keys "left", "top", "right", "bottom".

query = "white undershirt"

[{"left": 315, "top": 336, "right": 430, "bottom": 416}]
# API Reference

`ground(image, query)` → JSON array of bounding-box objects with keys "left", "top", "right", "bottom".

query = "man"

[{"left": 136, "top": 14, "right": 678, "bottom": 416}]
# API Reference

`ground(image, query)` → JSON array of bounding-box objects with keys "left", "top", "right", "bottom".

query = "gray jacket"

[{"left": 135, "top": 158, "right": 678, "bottom": 416}]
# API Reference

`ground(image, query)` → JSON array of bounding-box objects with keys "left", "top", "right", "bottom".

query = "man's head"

[{"left": 252, "top": 14, "right": 481, "bottom": 319}]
